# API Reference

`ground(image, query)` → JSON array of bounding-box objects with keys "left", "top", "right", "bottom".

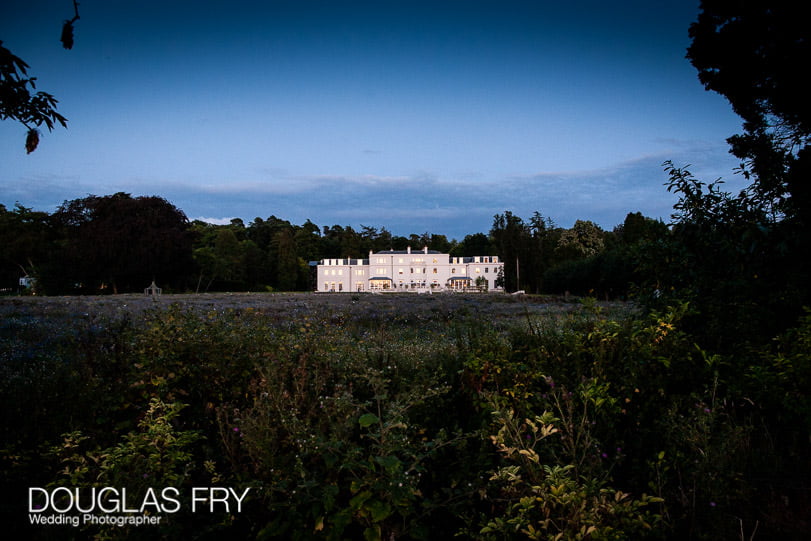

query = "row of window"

[
  {"left": 325, "top": 267, "right": 499, "bottom": 276},
  {"left": 369, "top": 256, "right": 498, "bottom": 265},
  {"left": 322, "top": 278, "right": 482, "bottom": 292}
]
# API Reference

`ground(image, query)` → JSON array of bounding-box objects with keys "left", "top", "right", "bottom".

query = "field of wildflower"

[{"left": 1, "top": 293, "right": 808, "bottom": 540}]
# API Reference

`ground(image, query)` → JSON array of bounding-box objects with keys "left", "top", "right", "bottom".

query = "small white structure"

[
  {"left": 315, "top": 247, "right": 504, "bottom": 293},
  {"left": 144, "top": 280, "right": 162, "bottom": 297}
]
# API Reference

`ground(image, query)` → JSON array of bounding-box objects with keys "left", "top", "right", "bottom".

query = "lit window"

[{"left": 433, "top": 268, "right": 437, "bottom": 274}]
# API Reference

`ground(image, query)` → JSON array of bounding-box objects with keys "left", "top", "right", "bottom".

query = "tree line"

[{"left": 0, "top": 191, "right": 669, "bottom": 298}]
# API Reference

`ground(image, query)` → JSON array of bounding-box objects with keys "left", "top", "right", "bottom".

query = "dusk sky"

[{"left": 2, "top": 0, "right": 745, "bottom": 239}]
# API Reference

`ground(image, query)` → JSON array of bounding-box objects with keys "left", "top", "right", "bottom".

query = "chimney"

[
  {"left": 424, "top": 246, "right": 428, "bottom": 254},
  {"left": 407, "top": 246, "right": 411, "bottom": 254}
]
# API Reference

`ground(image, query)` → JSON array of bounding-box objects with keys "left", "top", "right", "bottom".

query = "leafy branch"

[{"left": 0, "top": 0, "right": 79, "bottom": 152}]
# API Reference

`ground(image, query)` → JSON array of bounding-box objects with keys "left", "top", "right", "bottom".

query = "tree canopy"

[{"left": 687, "top": 0, "right": 811, "bottom": 220}]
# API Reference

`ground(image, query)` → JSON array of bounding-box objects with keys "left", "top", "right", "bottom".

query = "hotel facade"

[{"left": 316, "top": 247, "right": 504, "bottom": 293}]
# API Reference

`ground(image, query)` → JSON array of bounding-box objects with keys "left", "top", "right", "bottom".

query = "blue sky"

[{"left": 2, "top": 1, "right": 744, "bottom": 239}]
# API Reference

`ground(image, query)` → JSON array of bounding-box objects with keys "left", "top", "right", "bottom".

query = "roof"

[{"left": 374, "top": 249, "right": 442, "bottom": 255}]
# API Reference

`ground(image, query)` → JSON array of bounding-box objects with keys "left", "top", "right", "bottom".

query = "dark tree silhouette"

[
  {"left": 52, "top": 193, "right": 193, "bottom": 293},
  {"left": 687, "top": 0, "right": 811, "bottom": 220}
]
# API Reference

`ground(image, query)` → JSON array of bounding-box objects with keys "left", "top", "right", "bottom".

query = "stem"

[{"left": 70, "top": 0, "right": 81, "bottom": 23}]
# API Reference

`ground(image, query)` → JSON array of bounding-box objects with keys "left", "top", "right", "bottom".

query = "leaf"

[
  {"left": 349, "top": 490, "right": 372, "bottom": 510},
  {"left": 366, "top": 500, "right": 392, "bottom": 523},
  {"left": 358, "top": 413, "right": 379, "bottom": 428},
  {"left": 375, "top": 455, "right": 401, "bottom": 472}
]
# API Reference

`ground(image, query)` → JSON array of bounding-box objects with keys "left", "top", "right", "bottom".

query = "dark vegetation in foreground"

[{"left": 1, "top": 293, "right": 809, "bottom": 540}]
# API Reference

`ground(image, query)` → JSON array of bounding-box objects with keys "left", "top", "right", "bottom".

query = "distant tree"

[
  {"left": 52, "top": 193, "right": 193, "bottom": 293},
  {"left": 321, "top": 225, "right": 364, "bottom": 258},
  {"left": 556, "top": 220, "right": 605, "bottom": 260},
  {"left": 390, "top": 235, "right": 410, "bottom": 251},
  {"left": 0, "top": 203, "right": 56, "bottom": 291},
  {"left": 375, "top": 227, "right": 393, "bottom": 252},
  {"left": 427, "top": 233, "right": 453, "bottom": 253},
  {"left": 491, "top": 211, "right": 529, "bottom": 292},
  {"left": 294, "top": 220, "right": 323, "bottom": 263},
  {"left": 452, "top": 232, "right": 491, "bottom": 257},
  {"left": 273, "top": 228, "right": 300, "bottom": 291},
  {"left": 212, "top": 229, "right": 245, "bottom": 286},
  {"left": 615, "top": 212, "right": 668, "bottom": 246},
  {"left": 527, "top": 211, "right": 559, "bottom": 292}
]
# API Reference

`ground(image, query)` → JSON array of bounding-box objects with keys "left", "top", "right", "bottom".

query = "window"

[
  {"left": 475, "top": 267, "right": 481, "bottom": 274},
  {"left": 433, "top": 268, "right": 437, "bottom": 274},
  {"left": 451, "top": 268, "right": 456, "bottom": 274},
  {"left": 376, "top": 267, "right": 386, "bottom": 275},
  {"left": 398, "top": 268, "right": 404, "bottom": 275},
  {"left": 355, "top": 269, "right": 365, "bottom": 276}
]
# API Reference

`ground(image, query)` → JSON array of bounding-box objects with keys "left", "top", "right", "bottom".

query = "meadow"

[{"left": 1, "top": 293, "right": 807, "bottom": 540}]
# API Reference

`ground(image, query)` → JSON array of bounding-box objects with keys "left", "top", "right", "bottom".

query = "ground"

[{"left": 0, "top": 291, "right": 616, "bottom": 323}]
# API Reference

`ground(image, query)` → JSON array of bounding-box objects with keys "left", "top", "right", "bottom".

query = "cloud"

[
  {"left": 2, "top": 140, "right": 745, "bottom": 239},
  {"left": 192, "top": 217, "right": 240, "bottom": 225},
  {"left": 136, "top": 140, "right": 744, "bottom": 238}
]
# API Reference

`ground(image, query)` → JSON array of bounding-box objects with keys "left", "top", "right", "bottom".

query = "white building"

[{"left": 316, "top": 247, "right": 504, "bottom": 293}]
